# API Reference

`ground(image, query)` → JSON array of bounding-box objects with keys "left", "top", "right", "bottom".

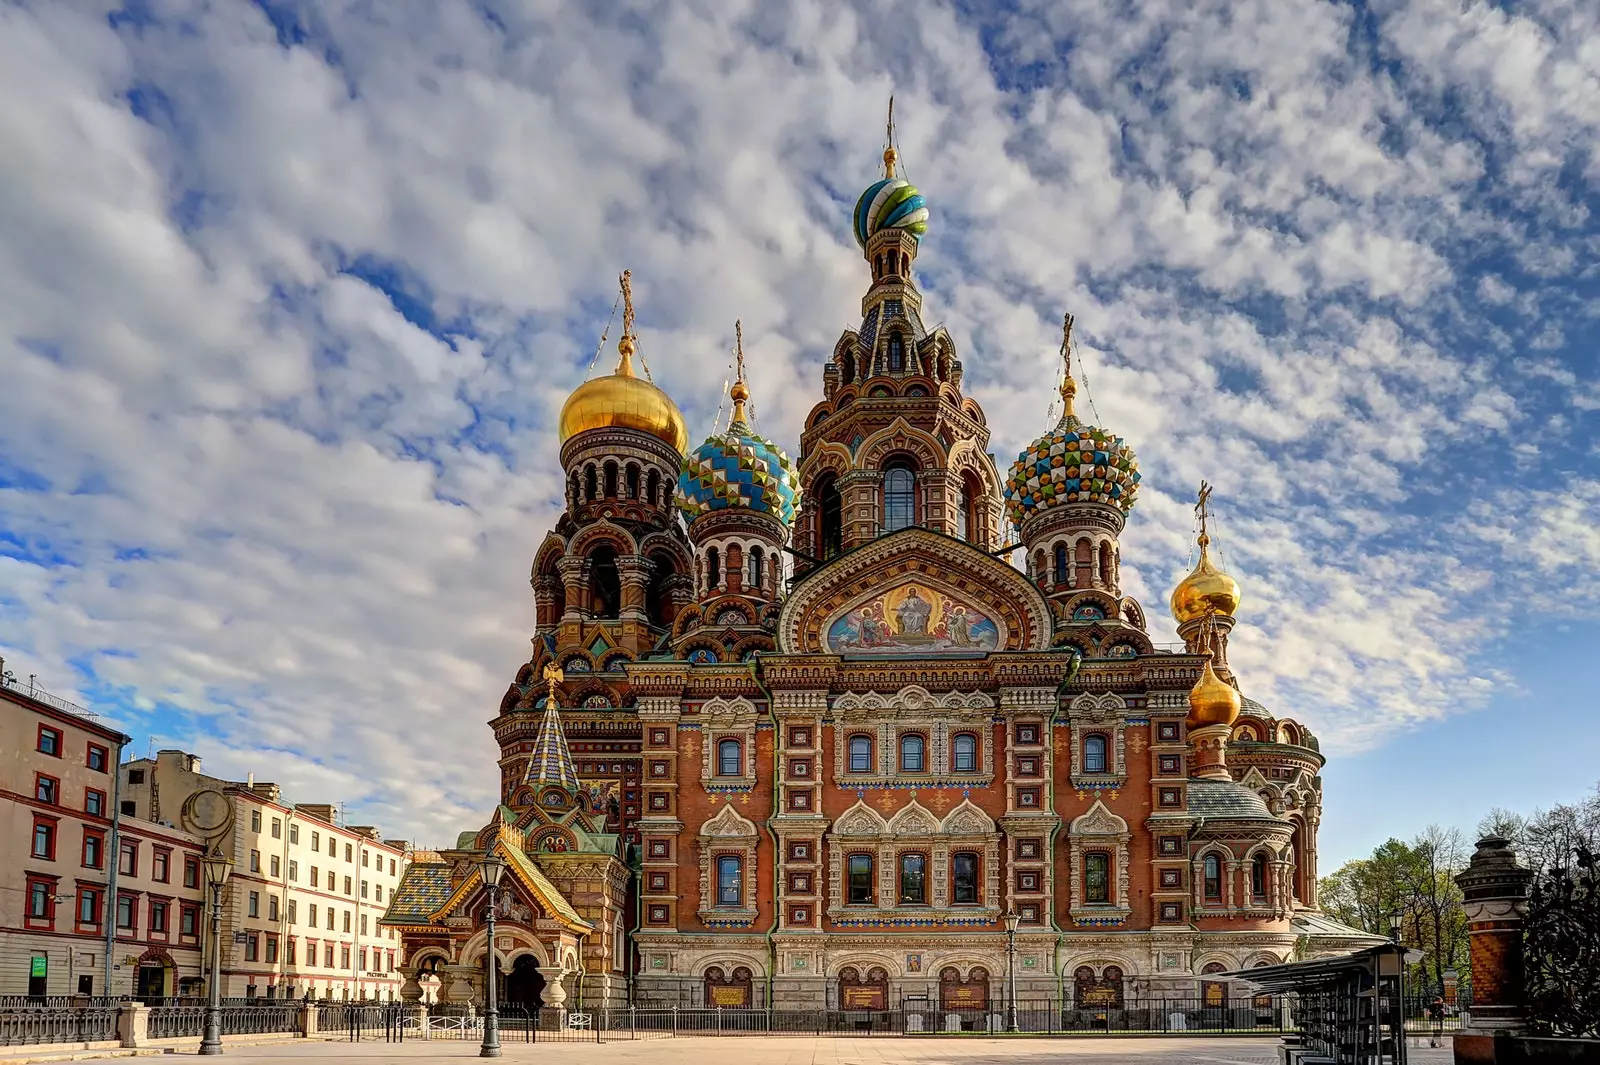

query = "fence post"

[
  {"left": 116, "top": 1003, "right": 150, "bottom": 1048},
  {"left": 672, "top": 1005, "right": 678, "bottom": 1035}
]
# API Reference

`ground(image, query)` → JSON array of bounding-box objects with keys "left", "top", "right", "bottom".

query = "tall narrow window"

[
  {"left": 749, "top": 547, "right": 763, "bottom": 593},
  {"left": 717, "top": 738, "right": 742, "bottom": 778},
  {"left": 818, "top": 475, "right": 843, "bottom": 558},
  {"left": 883, "top": 462, "right": 916, "bottom": 532},
  {"left": 1085, "top": 852, "right": 1110, "bottom": 904},
  {"left": 716, "top": 856, "right": 741, "bottom": 907},
  {"left": 848, "top": 735, "right": 873, "bottom": 773},
  {"left": 589, "top": 546, "right": 621, "bottom": 619},
  {"left": 1083, "top": 735, "right": 1108, "bottom": 774},
  {"left": 898, "top": 853, "right": 927, "bottom": 905},
  {"left": 951, "top": 484, "right": 967, "bottom": 541},
  {"left": 646, "top": 469, "right": 660, "bottom": 507},
  {"left": 1054, "top": 544, "right": 1069, "bottom": 586},
  {"left": 584, "top": 466, "right": 597, "bottom": 501},
  {"left": 887, "top": 333, "right": 905, "bottom": 371},
  {"left": 847, "top": 854, "right": 874, "bottom": 904},
  {"left": 899, "top": 734, "right": 925, "bottom": 773},
  {"left": 626, "top": 465, "right": 640, "bottom": 499},
  {"left": 603, "top": 461, "right": 618, "bottom": 498},
  {"left": 1203, "top": 855, "right": 1222, "bottom": 900},
  {"left": 951, "top": 733, "right": 977, "bottom": 773},
  {"left": 951, "top": 852, "right": 979, "bottom": 905},
  {"left": 706, "top": 546, "right": 720, "bottom": 591},
  {"left": 1251, "top": 853, "right": 1268, "bottom": 900}
]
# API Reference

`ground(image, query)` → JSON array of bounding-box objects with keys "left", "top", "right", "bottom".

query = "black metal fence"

[{"left": 0, "top": 1004, "right": 119, "bottom": 1046}]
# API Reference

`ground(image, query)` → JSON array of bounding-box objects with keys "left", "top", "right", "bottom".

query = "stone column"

[
  {"left": 398, "top": 967, "right": 423, "bottom": 1003},
  {"left": 443, "top": 964, "right": 478, "bottom": 1005},
  {"left": 539, "top": 967, "right": 569, "bottom": 1012},
  {"left": 617, "top": 555, "right": 653, "bottom": 622},
  {"left": 1452, "top": 836, "right": 1534, "bottom": 1065},
  {"left": 556, "top": 557, "right": 588, "bottom": 623},
  {"left": 116, "top": 1003, "right": 150, "bottom": 1048}
]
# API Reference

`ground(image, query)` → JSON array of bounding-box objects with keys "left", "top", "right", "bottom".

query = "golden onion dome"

[
  {"left": 1187, "top": 657, "right": 1242, "bottom": 729},
  {"left": 1170, "top": 533, "right": 1241, "bottom": 624}
]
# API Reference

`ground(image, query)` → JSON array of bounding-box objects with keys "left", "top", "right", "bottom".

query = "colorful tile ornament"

[
  {"left": 1003, "top": 414, "right": 1140, "bottom": 526},
  {"left": 678, "top": 420, "right": 800, "bottom": 527}
]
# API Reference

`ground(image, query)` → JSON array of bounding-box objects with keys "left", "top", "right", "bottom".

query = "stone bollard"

[
  {"left": 301, "top": 1001, "right": 319, "bottom": 1037},
  {"left": 1453, "top": 835, "right": 1534, "bottom": 1065},
  {"left": 117, "top": 1003, "right": 151, "bottom": 1048}
]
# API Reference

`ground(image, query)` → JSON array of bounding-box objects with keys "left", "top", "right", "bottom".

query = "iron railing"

[
  {"left": 0, "top": 1005, "right": 119, "bottom": 1046},
  {"left": 147, "top": 1005, "right": 206, "bottom": 1040}
]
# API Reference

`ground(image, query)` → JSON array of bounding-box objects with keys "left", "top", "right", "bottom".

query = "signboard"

[
  {"left": 31, "top": 956, "right": 48, "bottom": 979},
  {"left": 1202, "top": 981, "right": 1227, "bottom": 1008},
  {"left": 709, "top": 985, "right": 749, "bottom": 1008},
  {"left": 233, "top": 932, "right": 249, "bottom": 944},
  {"left": 942, "top": 984, "right": 987, "bottom": 1010},
  {"left": 842, "top": 985, "right": 885, "bottom": 1010},
  {"left": 1081, "top": 986, "right": 1119, "bottom": 1006}
]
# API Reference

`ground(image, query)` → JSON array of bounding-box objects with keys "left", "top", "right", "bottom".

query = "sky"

[{"left": 1, "top": 0, "right": 1596, "bottom": 867}]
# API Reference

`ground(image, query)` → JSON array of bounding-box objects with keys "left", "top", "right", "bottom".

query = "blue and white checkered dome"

[{"left": 678, "top": 419, "right": 799, "bottom": 528}]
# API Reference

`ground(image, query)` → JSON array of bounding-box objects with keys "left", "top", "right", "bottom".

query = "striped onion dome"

[{"left": 853, "top": 177, "right": 929, "bottom": 248}]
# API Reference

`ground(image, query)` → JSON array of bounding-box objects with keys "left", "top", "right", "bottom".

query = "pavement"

[{"left": 31, "top": 1034, "right": 1462, "bottom": 1065}]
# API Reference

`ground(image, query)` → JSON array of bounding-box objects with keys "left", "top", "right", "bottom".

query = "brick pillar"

[{"left": 1452, "top": 835, "right": 1534, "bottom": 1065}]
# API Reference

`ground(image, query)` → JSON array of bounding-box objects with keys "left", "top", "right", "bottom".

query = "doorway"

[
  {"left": 136, "top": 962, "right": 170, "bottom": 1001},
  {"left": 505, "top": 955, "right": 545, "bottom": 1010}
]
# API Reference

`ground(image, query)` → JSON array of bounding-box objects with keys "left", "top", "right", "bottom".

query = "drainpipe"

[
  {"left": 752, "top": 656, "right": 780, "bottom": 1010},
  {"left": 104, "top": 734, "right": 127, "bottom": 999}
]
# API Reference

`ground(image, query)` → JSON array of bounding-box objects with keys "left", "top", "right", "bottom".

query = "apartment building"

[
  {"left": 120, "top": 750, "right": 409, "bottom": 1000},
  {"left": 1, "top": 667, "right": 206, "bottom": 998}
]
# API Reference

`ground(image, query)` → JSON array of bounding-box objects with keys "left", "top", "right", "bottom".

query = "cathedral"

[{"left": 381, "top": 120, "right": 1379, "bottom": 1015}]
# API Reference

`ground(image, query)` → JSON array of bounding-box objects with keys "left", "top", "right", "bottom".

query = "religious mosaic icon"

[{"left": 826, "top": 582, "right": 1000, "bottom": 654}]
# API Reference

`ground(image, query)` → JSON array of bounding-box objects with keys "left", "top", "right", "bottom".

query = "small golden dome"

[
  {"left": 1187, "top": 657, "right": 1242, "bottom": 729},
  {"left": 1171, "top": 534, "right": 1241, "bottom": 624}
]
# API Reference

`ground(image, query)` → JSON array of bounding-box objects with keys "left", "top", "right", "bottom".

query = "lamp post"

[
  {"left": 1003, "top": 910, "right": 1021, "bottom": 1033},
  {"left": 1388, "top": 910, "right": 1406, "bottom": 1059},
  {"left": 198, "top": 849, "right": 234, "bottom": 1056},
  {"left": 479, "top": 854, "right": 507, "bottom": 1058}
]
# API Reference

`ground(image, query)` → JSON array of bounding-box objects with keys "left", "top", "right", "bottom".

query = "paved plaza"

[{"left": 47, "top": 1035, "right": 1458, "bottom": 1065}]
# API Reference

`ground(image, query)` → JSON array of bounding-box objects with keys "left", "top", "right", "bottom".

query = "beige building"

[
  {"left": 120, "top": 750, "right": 410, "bottom": 1000},
  {"left": 1, "top": 666, "right": 207, "bottom": 999}
]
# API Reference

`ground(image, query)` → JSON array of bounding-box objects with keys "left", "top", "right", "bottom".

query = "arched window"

[
  {"left": 818, "top": 474, "right": 843, "bottom": 558},
  {"left": 1054, "top": 544, "right": 1069, "bottom": 586},
  {"left": 1075, "top": 538, "right": 1094, "bottom": 587},
  {"left": 1073, "top": 967, "right": 1096, "bottom": 1006},
  {"left": 848, "top": 735, "right": 873, "bottom": 773},
  {"left": 1251, "top": 852, "right": 1268, "bottom": 901},
  {"left": 883, "top": 461, "right": 916, "bottom": 532},
  {"left": 951, "top": 851, "right": 979, "bottom": 905},
  {"left": 887, "top": 333, "right": 905, "bottom": 372},
  {"left": 1085, "top": 851, "right": 1111, "bottom": 903},
  {"left": 963, "top": 473, "right": 982, "bottom": 545},
  {"left": 749, "top": 546, "right": 763, "bottom": 593},
  {"left": 603, "top": 461, "right": 618, "bottom": 498},
  {"left": 646, "top": 469, "right": 660, "bottom": 507},
  {"left": 1203, "top": 854, "right": 1223, "bottom": 900},
  {"left": 568, "top": 471, "right": 580, "bottom": 507},
  {"left": 898, "top": 852, "right": 927, "bottom": 905},
  {"left": 626, "top": 464, "right": 640, "bottom": 499},
  {"left": 706, "top": 546, "right": 720, "bottom": 591},
  {"left": 899, "top": 733, "right": 925, "bottom": 772},
  {"left": 1290, "top": 822, "right": 1306, "bottom": 902},
  {"left": 1083, "top": 735, "right": 1108, "bottom": 774},
  {"left": 873, "top": 254, "right": 884, "bottom": 279},
  {"left": 589, "top": 545, "right": 621, "bottom": 619},
  {"left": 715, "top": 855, "right": 741, "bottom": 907},
  {"left": 584, "top": 465, "right": 597, "bottom": 501},
  {"left": 1099, "top": 541, "right": 1113, "bottom": 587},
  {"left": 950, "top": 483, "right": 966, "bottom": 541},
  {"left": 847, "top": 854, "right": 874, "bottom": 904},
  {"left": 901, "top": 252, "right": 910, "bottom": 275},
  {"left": 717, "top": 738, "right": 742, "bottom": 777},
  {"left": 1099, "top": 967, "right": 1125, "bottom": 1009},
  {"left": 1034, "top": 549, "right": 1046, "bottom": 582},
  {"left": 951, "top": 733, "right": 977, "bottom": 773}
]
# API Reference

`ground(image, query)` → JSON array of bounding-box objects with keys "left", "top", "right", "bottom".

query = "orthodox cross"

[
  {"left": 618, "top": 270, "right": 635, "bottom": 345},
  {"left": 728, "top": 319, "right": 749, "bottom": 426},
  {"left": 1060, "top": 312, "right": 1078, "bottom": 416},
  {"left": 883, "top": 96, "right": 898, "bottom": 179},
  {"left": 1195, "top": 481, "right": 1213, "bottom": 544}
]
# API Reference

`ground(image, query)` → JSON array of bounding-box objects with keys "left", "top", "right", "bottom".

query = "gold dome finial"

[
  {"left": 1171, "top": 481, "right": 1242, "bottom": 624},
  {"left": 728, "top": 319, "right": 750, "bottom": 427},
  {"left": 882, "top": 95, "right": 898, "bottom": 179},
  {"left": 1186, "top": 612, "right": 1242, "bottom": 729},
  {"left": 1059, "top": 312, "right": 1078, "bottom": 418},
  {"left": 543, "top": 662, "right": 564, "bottom": 707},
  {"left": 615, "top": 269, "right": 638, "bottom": 376}
]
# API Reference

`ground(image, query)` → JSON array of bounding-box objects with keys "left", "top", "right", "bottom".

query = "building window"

[
  {"left": 325, "top": 944, "right": 335, "bottom": 967},
  {"left": 245, "top": 935, "right": 259, "bottom": 962},
  {"left": 1251, "top": 853, "right": 1268, "bottom": 901},
  {"left": 818, "top": 474, "right": 843, "bottom": 558},
  {"left": 181, "top": 905, "right": 199, "bottom": 936},
  {"left": 360, "top": 880, "right": 368, "bottom": 899},
  {"left": 848, "top": 735, "right": 873, "bottom": 773},
  {"left": 286, "top": 938, "right": 297, "bottom": 964},
  {"left": 150, "top": 900, "right": 168, "bottom": 933},
  {"left": 87, "top": 744, "right": 108, "bottom": 772},
  {"left": 184, "top": 857, "right": 200, "bottom": 888},
  {"left": 886, "top": 332, "right": 905, "bottom": 372},
  {"left": 715, "top": 855, "right": 742, "bottom": 907},
  {"left": 899, "top": 733, "right": 925, "bottom": 773},
  {"left": 269, "top": 896, "right": 279, "bottom": 921},
  {"left": 309, "top": 904, "right": 318, "bottom": 926},
  {"left": 898, "top": 853, "right": 927, "bottom": 905},
  {"left": 951, "top": 733, "right": 977, "bottom": 773},
  {"left": 266, "top": 936, "right": 279, "bottom": 964},
  {"left": 77, "top": 888, "right": 102, "bottom": 928},
  {"left": 288, "top": 900, "right": 298, "bottom": 924},
  {"left": 952, "top": 852, "right": 979, "bottom": 905},
  {"left": 344, "top": 876, "right": 352, "bottom": 895},
  {"left": 883, "top": 462, "right": 916, "bottom": 531},
  {"left": 86, "top": 789, "right": 105, "bottom": 816},
  {"left": 344, "top": 843, "right": 352, "bottom": 862},
  {"left": 951, "top": 484, "right": 967, "bottom": 541},
  {"left": 1083, "top": 735, "right": 1108, "bottom": 774},
  {"left": 251, "top": 810, "right": 261, "bottom": 832},
  {"left": 38, "top": 726, "right": 62, "bottom": 756},
  {"left": 1085, "top": 852, "right": 1110, "bottom": 904},
  {"left": 1053, "top": 543, "right": 1068, "bottom": 585},
  {"left": 153, "top": 849, "right": 170, "bottom": 882},
  {"left": 249, "top": 849, "right": 261, "bottom": 873},
  {"left": 119, "top": 840, "right": 138, "bottom": 876},
  {"left": 847, "top": 854, "right": 874, "bottom": 905},
  {"left": 26, "top": 878, "right": 55, "bottom": 924},
  {"left": 115, "top": 894, "right": 136, "bottom": 930},
  {"left": 83, "top": 830, "right": 104, "bottom": 869},
  {"left": 343, "top": 910, "right": 351, "bottom": 932},
  {"left": 311, "top": 831, "right": 319, "bottom": 850},
  {"left": 716, "top": 738, "right": 742, "bottom": 777},
  {"left": 1203, "top": 855, "right": 1223, "bottom": 900},
  {"left": 248, "top": 891, "right": 260, "bottom": 918},
  {"left": 289, "top": 824, "right": 299, "bottom": 845},
  {"left": 35, "top": 773, "right": 59, "bottom": 804},
  {"left": 271, "top": 818, "right": 281, "bottom": 839},
  {"left": 288, "top": 860, "right": 298, "bottom": 882}
]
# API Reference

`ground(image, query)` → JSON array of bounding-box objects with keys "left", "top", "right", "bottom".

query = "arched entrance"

[
  {"left": 134, "top": 949, "right": 174, "bottom": 1001},
  {"left": 939, "top": 966, "right": 989, "bottom": 1029},
  {"left": 703, "top": 965, "right": 753, "bottom": 1008},
  {"left": 505, "top": 955, "right": 545, "bottom": 1010}
]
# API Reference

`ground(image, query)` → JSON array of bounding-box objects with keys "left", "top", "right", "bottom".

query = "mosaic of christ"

[{"left": 826, "top": 583, "right": 1000, "bottom": 655}]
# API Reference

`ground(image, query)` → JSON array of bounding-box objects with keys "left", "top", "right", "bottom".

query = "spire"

[
  {"left": 728, "top": 320, "right": 750, "bottom": 429},
  {"left": 525, "top": 664, "right": 579, "bottom": 792},
  {"left": 615, "top": 269, "right": 638, "bottom": 378},
  {"left": 1059, "top": 312, "right": 1078, "bottom": 421},
  {"left": 1195, "top": 479, "right": 1213, "bottom": 551},
  {"left": 882, "top": 96, "right": 897, "bottom": 179}
]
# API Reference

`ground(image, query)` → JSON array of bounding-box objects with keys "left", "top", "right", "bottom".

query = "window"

[
  {"left": 340, "top": 946, "right": 351, "bottom": 969},
  {"left": 87, "top": 744, "right": 108, "bottom": 772},
  {"left": 268, "top": 895, "right": 279, "bottom": 921},
  {"left": 270, "top": 855, "right": 280, "bottom": 877},
  {"left": 288, "top": 900, "right": 298, "bottom": 924},
  {"left": 749, "top": 546, "right": 763, "bottom": 592},
  {"left": 848, "top": 735, "right": 873, "bottom": 773},
  {"left": 271, "top": 818, "right": 281, "bottom": 839},
  {"left": 119, "top": 840, "right": 138, "bottom": 876},
  {"left": 249, "top": 849, "right": 260, "bottom": 873},
  {"left": 344, "top": 844, "right": 352, "bottom": 862},
  {"left": 180, "top": 905, "right": 198, "bottom": 936},
  {"left": 389, "top": 859, "right": 396, "bottom": 876},
  {"left": 715, "top": 855, "right": 742, "bottom": 907},
  {"left": 1085, "top": 852, "right": 1110, "bottom": 904},
  {"left": 266, "top": 936, "right": 279, "bottom": 964},
  {"left": 310, "top": 866, "right": 319, "bottom": 888},
  {"left": 951, "top": 733, "right": 977, "bottom": 773},
  {"left": 899, "top": 733, "right": 925, "bottom": 773},
  {"left": 153, "top": 849, "right": 169, "bottom": 882},
  {"left": 309, "top": 904, "right": 318, "bottom": 926},
  {"left": 360, "top": 914, "right": 368, "bottom": 935},
  {"left": 184, "top": 857, "right": 199, "bottom": 888},
  {"left": 248, "top": 891, "right": 260, "bottom": 918},
  {"left": 1251, "top": 853, "right": 1268, "bottom": 900},
  {"left": 1054, "top": 543, "right": 1068, "bottom": 585},
  {"left": 311, "top": 831, "right": 319, "bottom": 850},
  {"left": 344, "top": 876, "right": 352, "bottom": 895},
  {"left": 244, "top": 934, "right": 259, "bottom": 962},
  {"left": 38, "top": 726, "right": 62, "bottom": 756},
  {"left": 951, "top": 484, "right": 967, "bottom": 541},
  {"left": 1203, "top": 855, "right": 1223, "bottom": 900},
  {"left": 361, "top": 880, "right": 369, "bottom": 899},
  {"left": 251, "top": 810, "right": 261, "bottom": 832},
  {"left": 818, "top": 474, "right": 843, "bottom": 559},
  {"left": 359, "top": 947, "right": 368, "bottom": 970},
  {"left": 116, "top": 894, "right": 136, "bottom": 930},
  {"left": 27, "top": 878, "right": 54, "bottom": 923},
  {"left": 288, "top": 860, "right": 298, "bottom": 882},
  {"left": 78, "top": 888, "right": 102, "bottom": 927},
  {"left": 1083, "top": 735, "right": 1108, "bottom": 774},
  {"left": 86, "top": 789, "right": 105, "bottom": 816},
  {"left": 952, "top": 852, "right": 979, "bottom": 905},
  {"left": 886, "top": 332, "right": 905, "bottom": 371},
  {"left": 120, "top": 800, "right": 135, "bottom": 815},
  {"left": 883, "top": 462, "right": 916, "bottom": 531},
  {"left": 83, "top": 829, "right": 104, "bottom": 869},
  {"left": 343, "top": 910, "right": 351, "bottom": 932},
  {"left": 899, "top": 853, "right": 927, "bottom": 905},
  {"left": 324, "top": 944, "right": 334, "bottom": 967},
  {"left": 289, "top": 824, "right": 299, "bottom": 845},
  {"left": 286, "top": 938, "right": 297, "bottom": 965},
  {"left": 150, "top": 900, "right": 168, "bottom": 933},
  {"left": 716, "top": 738, "right": 742, "bottom": 777},
  {"left": 847, "top": 854, "right": 874, "bottom": 905},
  {"left": 362, "top": 850, "right": 369, "bottom": 868}
]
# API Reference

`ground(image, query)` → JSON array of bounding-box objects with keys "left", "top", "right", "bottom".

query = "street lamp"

[
  {"left": 1003, "top": 910, "right": 1021, "bottom": 1033},
  {"left": 198, "top": 849, "right": 234, "bottom": 1056},
  {"left": 479, "top": 854, "right": 507, "bottom": 1059},
  {"left": 1388, "top": 910, "right": 1403, "bottom": 944}
]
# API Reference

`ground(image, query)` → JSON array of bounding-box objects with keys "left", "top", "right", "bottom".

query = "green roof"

[{"left": 381, "top": 862, "right": 454, "bottom": 925}]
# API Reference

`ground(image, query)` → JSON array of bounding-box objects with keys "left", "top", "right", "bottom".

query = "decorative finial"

[
  {"left": 1059, "top": 312, "right": 1077, "bottom": 418},
  {"left": 728, "top": 320, "right": 749, "bottom": 427},
  {"left": 1195, "top": 480, "right": 1213, "bottom": 550},
  {"left": 883, "top": 96, "right": 898, "bottom": 179},
  {"left": 616, "top": 270, "right": 637, "bottom": 376},
  {"left": 542, "top": 662, "right": 564, "bottom": 706}
]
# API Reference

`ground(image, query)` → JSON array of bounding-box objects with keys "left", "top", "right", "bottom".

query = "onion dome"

[
  {"left": 559, "top": 271, "right": 688, "bottom": 453},
  {"left": 1004, "top": 315, "right": 1140, "bottom": 527},
  {"left": 1171, "top": 486, "right": 1241, "bottom": 623},
  {"left": 854, "top": 176, "right": 928, "bottom": 248},
  {"left": 1187, "top": 656, "right": 1242, "bottom": 729},
  {"left": 678, "top": 323, "right": 799, "bottom": 526}
]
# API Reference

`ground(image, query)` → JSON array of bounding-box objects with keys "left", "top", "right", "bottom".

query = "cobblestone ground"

[{"left": 53, "top": 1034, "right": 1460, "bottom": 1065}]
